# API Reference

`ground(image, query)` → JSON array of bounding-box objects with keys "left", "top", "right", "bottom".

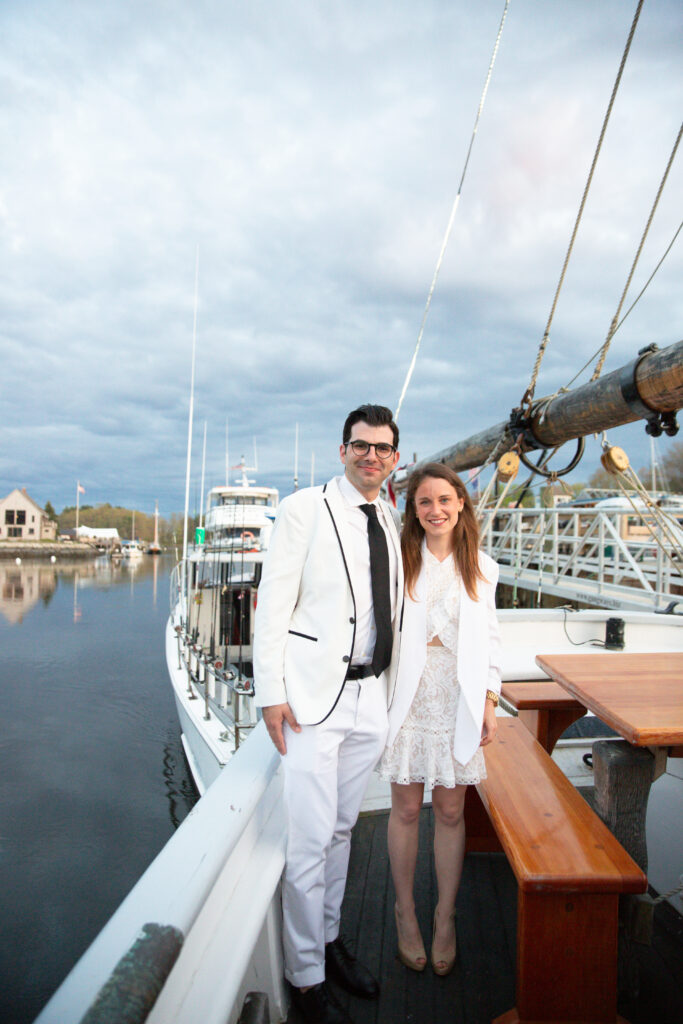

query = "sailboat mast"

[
  {"left": 199, "top": 421, "right": 207, "bottom": 528},
  {"left": 182, "top": 249, "right": 200, "bottom": 609},
  {"left": 153, "top": 501, "right": 159, "bottom": 549}
]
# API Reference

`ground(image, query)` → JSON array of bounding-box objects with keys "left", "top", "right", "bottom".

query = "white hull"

[{"left": 166, "top": 614, "right": 240, "bottom": 795}]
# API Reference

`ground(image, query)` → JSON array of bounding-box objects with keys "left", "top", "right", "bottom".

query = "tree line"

[{"left": 50, "top": 503, "right": 199, "bottom": 546}]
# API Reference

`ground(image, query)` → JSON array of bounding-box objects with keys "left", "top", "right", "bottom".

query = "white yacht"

[
  {"left": 166, "top": 468, "right": 279, "bottom": 792},
  {"left": 119, "top": 539, "right": 145, "bottom": 560}
]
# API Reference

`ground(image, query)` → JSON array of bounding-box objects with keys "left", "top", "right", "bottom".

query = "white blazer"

[
  {"left": 253, "top": 476, "right": 403, "bottom": 725},
  {"left": 386, "top": 547, "right": 501, "bottom": 766}
]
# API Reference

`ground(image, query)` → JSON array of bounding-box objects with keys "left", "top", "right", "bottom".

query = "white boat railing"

[
  {"left": 36, "top": 723, "right": 288, "bottom": 1024},
  {"left": 482, "top": 506, "right": 682, "bottom": 610},
  {"left": 169, "top": 560, "right": 183, "bottom": 617}
]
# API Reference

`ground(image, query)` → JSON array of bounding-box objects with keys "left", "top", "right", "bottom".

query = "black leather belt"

[{"left": 346, "top": 664, "right": 376, "bottom": 680}]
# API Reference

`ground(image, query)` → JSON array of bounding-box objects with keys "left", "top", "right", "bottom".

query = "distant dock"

[{"left": 0, "top": 542, "right": 100, "bottom": 560}]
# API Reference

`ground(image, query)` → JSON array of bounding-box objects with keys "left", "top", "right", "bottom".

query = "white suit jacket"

[
  {"left": 386, "top": 548, "right": 502, "bottom": 766},
  {"left": 253, "top": 476, "right": 404, "bottom": 724}
]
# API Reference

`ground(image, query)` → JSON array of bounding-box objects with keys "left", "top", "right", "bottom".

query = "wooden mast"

[{"left": 394, "top": 339, "right": 683, "bottom": 489}]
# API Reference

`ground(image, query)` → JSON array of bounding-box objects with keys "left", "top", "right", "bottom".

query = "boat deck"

[{"left": 287, "top": 807, "right": 683, "bottom": 1024}]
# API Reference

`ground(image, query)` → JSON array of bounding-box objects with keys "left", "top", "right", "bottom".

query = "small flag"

[
  {"left": 77, "top": 483, "right": 85, "bottom": 494},
  {"left": 386, "top": 476, "right": 397, "bottom": 507}
]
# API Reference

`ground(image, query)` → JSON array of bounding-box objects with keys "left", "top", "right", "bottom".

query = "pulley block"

[
  {"left": 497, "top": 451, "right": 520, "bottom": 482},
  {"left": 600, "top": 445, "right": 630, "bottom": 476}
]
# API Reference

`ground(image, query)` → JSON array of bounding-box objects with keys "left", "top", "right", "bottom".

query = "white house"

[{"left": 0, "top": 488, "right": 57, "bottom": 542}]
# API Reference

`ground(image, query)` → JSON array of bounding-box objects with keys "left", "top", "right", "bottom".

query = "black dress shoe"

[
  {"left": 291, "top": 982, "right": 353, "bottom": 1024},
  {"left": 325, "top": 937, "right": 379, "bottom": 999}
]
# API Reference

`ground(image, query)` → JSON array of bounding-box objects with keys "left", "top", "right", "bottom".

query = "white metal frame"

[{"left": 482, "top": 506, "right": 682, "bottom": 611}]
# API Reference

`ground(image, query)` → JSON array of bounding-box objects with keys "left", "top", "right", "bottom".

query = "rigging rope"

[
  {"left": 613, "top": 218, "right": 682, "bottom": 334},
  {"left": 600, "top": 440, "right": 683, "bottom": 574},
  {"left": 591, "top": 120, "right": 683, "bottom": 381},
  {"left": 613, "top": 470, "right": 683, "bottom": 573},
  {"left": 511, "top": 203, "right": 681, "bottom": 418},
  {"left": 522, "top": 0, "right": 644, "bottom": 410},
  {"left": 395, "top": 0, "right": 511, "bottom": 421},
  {"left": 478, "top": 475, "right": 516, "bottom": 542},
  {"left": 551, "top": 208, "right": 681, "bottom": 393}
]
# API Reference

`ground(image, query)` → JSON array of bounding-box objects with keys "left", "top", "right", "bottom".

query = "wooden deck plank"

[{"left": 287, "top": 808, "right": 682, "bottom": 1024}]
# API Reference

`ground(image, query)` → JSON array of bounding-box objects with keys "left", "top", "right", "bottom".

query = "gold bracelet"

[{"left": 485, "top": 689, "right": 499, "bottom": 706}]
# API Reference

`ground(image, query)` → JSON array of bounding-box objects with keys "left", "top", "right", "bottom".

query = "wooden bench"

[
  {"left": 464, "top": 717, "right": 647, "bottom": 1024},
  {"left": 501, "top": 680, "right": 586, "bottom": 753}
]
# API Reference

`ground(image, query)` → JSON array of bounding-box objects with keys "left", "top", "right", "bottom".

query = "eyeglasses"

[{"left": 345, "top": 440, "right": 396, "bottom": 460}]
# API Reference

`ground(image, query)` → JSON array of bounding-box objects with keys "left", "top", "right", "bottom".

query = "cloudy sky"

[{"left": 1, "top": 0, "right": 681, "bottom": 517}]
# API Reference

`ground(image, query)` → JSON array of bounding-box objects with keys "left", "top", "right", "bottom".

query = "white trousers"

[{"left": 281, "top": 678, "right": 389, "bottom": 988}]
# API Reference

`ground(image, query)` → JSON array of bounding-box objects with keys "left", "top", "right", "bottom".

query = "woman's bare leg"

[
  {"left": 431, "top": 784, "right": 467, "bottom": 955},
  {"left": 388, "top": 781, "right": 425, "bottom": 952}
]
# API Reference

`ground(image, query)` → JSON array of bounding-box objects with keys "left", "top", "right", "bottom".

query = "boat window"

[
  {"left": 193, "top": 561, "right": 257, "bottom": 587},
  {"left": 216, "top": 527, "right": 261, "bottom": 549},
  {"left": 220, "top": 587, "right": 251, "bottom": 647},
  {"left": 220, "top": 496, "right": 269, "bottom": 506}
]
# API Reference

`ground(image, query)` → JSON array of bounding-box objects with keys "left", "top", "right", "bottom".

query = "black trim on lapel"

[{"left": 307, "top": 482, "right": 357, "bottom": 725}]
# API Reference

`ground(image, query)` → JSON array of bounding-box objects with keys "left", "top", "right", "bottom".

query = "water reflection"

[
  {"left": 0, "top": 550, "right": 195, "bottom": 1024},
  {"left": 0, "top": 554, "right": 167, "bottom": 626},
  {"left": 161, "top": 727, "right": 199, "bottom": 829},
  {"left": 0, "top": 561, "right": 58, "bottom": 624}
]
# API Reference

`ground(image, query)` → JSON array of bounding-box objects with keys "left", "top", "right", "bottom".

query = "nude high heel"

[
  {"left": 394, "top": 905, "right": 427, "bottom": 972},
  {"left": 431, "top": 909, "right": 456, "bottom": 976}
]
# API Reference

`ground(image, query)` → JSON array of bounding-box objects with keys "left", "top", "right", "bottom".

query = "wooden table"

[
  {"left": 535, "top": 652, "right": 683, "bottom": 871},
  {"left": 500, "top": 680, "right": 587, "bottom": 753}
]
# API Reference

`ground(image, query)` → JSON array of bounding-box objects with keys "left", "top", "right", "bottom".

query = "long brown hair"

[{"left": 402, "top": 463, "right": 484, "bottom": 601}]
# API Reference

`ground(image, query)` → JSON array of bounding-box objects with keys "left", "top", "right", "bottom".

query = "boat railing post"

[
  {"left": 656, "top": 524, "right": 664, "bottom": 600},
  {"left": 235, "top": 695, "right": 241, "bottom": 750},
  {"left": 187, "top": 646, "right": 194, "bottom": 697}
]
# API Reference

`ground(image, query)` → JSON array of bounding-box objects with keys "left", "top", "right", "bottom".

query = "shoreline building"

[
  {"left": 0, "top": 488, "right": 57, "bottom": 542},
  {"left": 71, "top": 525, "right": 121, "bottom": 550}
]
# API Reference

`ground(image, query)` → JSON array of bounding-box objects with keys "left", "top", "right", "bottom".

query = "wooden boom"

[{"left": 394, "top": 338, "right": 683, "bottom": 489}]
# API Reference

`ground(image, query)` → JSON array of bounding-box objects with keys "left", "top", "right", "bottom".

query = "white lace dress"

[{"left": 379, "top": 549, "right": 486, "bottom": 789}]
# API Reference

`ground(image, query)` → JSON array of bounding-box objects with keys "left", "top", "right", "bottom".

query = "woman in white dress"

[{"left": 379, "top": 463, "right": 501, "bottom": 976}]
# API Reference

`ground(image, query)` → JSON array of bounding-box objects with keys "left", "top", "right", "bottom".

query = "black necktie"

[{"left": 360, "top": 503, "right": 393, "bottom": 676}]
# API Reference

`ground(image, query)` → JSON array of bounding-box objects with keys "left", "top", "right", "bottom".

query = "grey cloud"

[{"left": 1, "top": 0, "right": 680, "bottom": 515}]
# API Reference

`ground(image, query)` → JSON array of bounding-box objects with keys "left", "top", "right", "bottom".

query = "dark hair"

[
  {"left": 402, "top": 462, "right": 484, "bottom": 601},
  {"left": 342, "top": 404, "right": 399, "bottom": 448}
]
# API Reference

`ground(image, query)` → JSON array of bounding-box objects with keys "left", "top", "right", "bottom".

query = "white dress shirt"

[{"left": 338, "top": 473, "right": 399, "bottom": 666}]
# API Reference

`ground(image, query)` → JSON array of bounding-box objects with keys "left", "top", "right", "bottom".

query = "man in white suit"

[{"left": 254, "top": 404, "right": 402, "bottom": 1024}]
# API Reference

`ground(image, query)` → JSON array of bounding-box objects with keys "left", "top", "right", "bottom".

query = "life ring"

[{"left": 241, "top": 531, "right": 258, "bottom": 551}]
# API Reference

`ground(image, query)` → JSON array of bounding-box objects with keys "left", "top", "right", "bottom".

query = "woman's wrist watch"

[{"left": 485, "top": 689, "right": 499, "bottom": 706}]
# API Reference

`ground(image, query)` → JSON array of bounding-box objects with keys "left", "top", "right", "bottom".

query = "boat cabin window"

[
  {"left": 217, "top": 527, "right": 261, "bottom": 548},
  {"left": 220, "top": 496, "right": 270, "bottom": 507},
  {"left": 220, "top": 587, "right": 252, "bottom": 648},
  {"left": 193, "top": 561, "right": 258, "bottom": 587}
]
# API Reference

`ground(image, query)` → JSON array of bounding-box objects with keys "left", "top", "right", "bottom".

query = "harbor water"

[{"left": 0, "top": 554, "right": 197, "bottom": 1024}]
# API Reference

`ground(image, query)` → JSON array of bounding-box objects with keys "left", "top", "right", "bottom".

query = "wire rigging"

[
  {"left": 522, "top": 0, "right": 645, "bottom": 410},
  {"left": 395, "top": 0, "right": 511, "bottom": 422},
  {"left": 591, "top": 120, "right": 683, "bottom": 380},
  {"left": 549, "top": 212, "right": 682, "bottom": 395}
]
